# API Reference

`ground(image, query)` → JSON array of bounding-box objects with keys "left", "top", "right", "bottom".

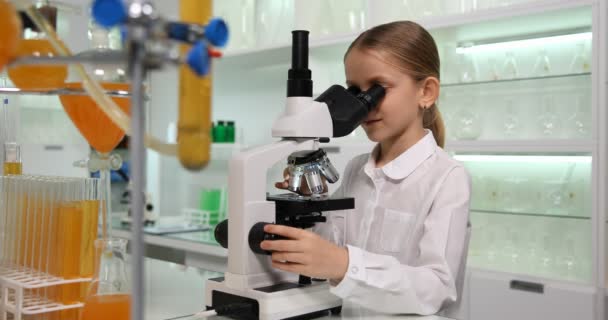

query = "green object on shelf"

[
  {"left": 227, "top": 121, "right": 235, "bottom": 143},
  {"left": 214, "top": 120, "right": 227, "bottom": 143},
  {"left": 200, "top": 188, "right": 222, "bottom": 225}
]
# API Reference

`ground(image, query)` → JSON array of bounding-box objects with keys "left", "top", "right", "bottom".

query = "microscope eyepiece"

[
  {"left": 315, "top": 83, "right": 386, "bottom": 138},
  {"left": 287, "top": 30, "right": 312, "bottom": 97},
  {"left": 347, "top": 85, "right": 362, "bottom": 95},
  {"left": 356, "top": 84, "right": 385, "bottom": 112}
]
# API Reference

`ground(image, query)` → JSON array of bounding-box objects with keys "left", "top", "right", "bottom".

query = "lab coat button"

[{"left": 351, "top": 266, "right": 359, "bottom": 274}]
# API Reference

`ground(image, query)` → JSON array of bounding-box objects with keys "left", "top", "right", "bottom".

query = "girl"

[{"left": 262, "top": 21, "right": 471, "bottom": 316}]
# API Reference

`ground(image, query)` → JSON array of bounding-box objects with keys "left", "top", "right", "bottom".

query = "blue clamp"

[
  {"left": 205, "top": 18, "right": 229, "bottom": 48},
  {"left": 167, "top": 23, "right": 191, "bottom": 43},
  {"left": 92, "top": 0, "right": 127, "bottom": 28},
  {"left": 187, "top": 41, "right": 210, "bottom": 76}
]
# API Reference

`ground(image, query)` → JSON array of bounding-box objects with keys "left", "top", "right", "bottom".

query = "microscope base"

[{"left": 205, "top": 277, "right": 341, "bottom": 320}]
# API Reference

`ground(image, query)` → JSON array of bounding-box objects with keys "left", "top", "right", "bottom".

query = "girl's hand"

[{"left": 260, "top": 224, "right": 348, "bottom": 281}]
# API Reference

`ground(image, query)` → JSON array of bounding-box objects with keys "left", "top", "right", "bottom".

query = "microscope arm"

[{"left": 225, "top": 138, "right": 321, "bottom": 289}]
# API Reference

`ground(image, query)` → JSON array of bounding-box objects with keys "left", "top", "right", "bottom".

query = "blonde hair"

[{"left": 345, "top": 21, "right": 445, "bottom": 148}]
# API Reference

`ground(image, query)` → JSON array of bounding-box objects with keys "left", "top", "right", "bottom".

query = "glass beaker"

[
  {"left": 329, "top": 0, "right": 366, "bottom": 35},
  {"left": 454, "top": 97, "right": 482, "bottom": 140},
  {"left": 501, "top": 50, "right": 518, "bottom": 79},
  {"left": 255, "top": 0, "right": 293, "bottom": 46},
  {"left": 536, "top": 95, "right": 562, "bottom": 138},
  {"left": 568, "top": 94, "right": 590, "bottom": 138},
  {"left": 81, "top": 238, "right": 131, "bottom": 320},
  {"left": 215, "top": 0, "right": 255, "bottom": 51},
  {"left": 532, "top": 48, "right": 551, "bottom": 77},
  {"left": 457, "top": 43, "right": 477, "bottom": 83},
  {"left": 487, "top": 57, "right": 500, "bottom": 81},
  {"left": 502, "top": 98, "right": 520, "bottom": 138},
  {"left": 569, "top": 41, "right": 590, "bottom": 74},
  {"left": 7, "top": 1, "right": 68, "bottom": 90}
]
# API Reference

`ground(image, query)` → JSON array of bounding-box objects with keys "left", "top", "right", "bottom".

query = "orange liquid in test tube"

[
  {"left": 59, "top": 82, "right": 131, "bottom": 154},
  {"left": 81, "top": 294, "right": 131, "bottom": 320},
  {"left": 56, "top": 202, "right": 84, "bottom": 306},
  {"left": 3, "top": 162, "right": 22, "bottom": 175},
  {"left": 7, "top": 39, "right": 67, "bottom": 90},
  {"left": 80, "top": 200, "right": 100, "bottom": 296}
]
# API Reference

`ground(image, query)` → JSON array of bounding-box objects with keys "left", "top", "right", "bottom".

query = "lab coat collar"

[{"left": 365, "top": 129, "right": 437, "bottom": 180}]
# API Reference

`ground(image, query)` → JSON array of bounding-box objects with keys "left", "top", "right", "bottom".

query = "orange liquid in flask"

[
  {"left": 8, "top": 39, "right": 67, "bottom": 90},
  {"left": 60, "top": 82, "right": 131, "bottom": 154},
  {"left": 0, "top": 0, "right": 21, "bottom": 70},
  {"left": 82, "top": 294, "right": 131, "bottom": 320}
]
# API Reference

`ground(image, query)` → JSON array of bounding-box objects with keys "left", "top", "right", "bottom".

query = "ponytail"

[{"left": 423, "top": 103, "right": 445, "bottom": 148}]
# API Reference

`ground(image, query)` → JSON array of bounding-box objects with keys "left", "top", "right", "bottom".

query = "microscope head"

[{"left": 271, "top": 31, "right": 385, "bottom": 139}]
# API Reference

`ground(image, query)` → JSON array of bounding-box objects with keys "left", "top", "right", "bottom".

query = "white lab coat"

[{"left": 315, "top": 130, "right": 471, "bottom": 316}]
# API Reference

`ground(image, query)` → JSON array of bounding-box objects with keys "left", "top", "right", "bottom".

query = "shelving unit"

[{"left": 207, "top": 1, "right": 606, "bottom": 320}]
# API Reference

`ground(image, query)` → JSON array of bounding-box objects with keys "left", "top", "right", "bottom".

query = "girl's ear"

[{"left": 418, "top": 76, "right": 440, "bottom": 109}]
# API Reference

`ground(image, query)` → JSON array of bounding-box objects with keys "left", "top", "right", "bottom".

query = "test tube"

[{"left": 0, "top": 177, "right": 6, "bottom": 266}]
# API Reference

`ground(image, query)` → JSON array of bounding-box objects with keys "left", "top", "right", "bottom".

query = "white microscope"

[{"left": 206, "top": 30, "right": 385, "bottom": 320}]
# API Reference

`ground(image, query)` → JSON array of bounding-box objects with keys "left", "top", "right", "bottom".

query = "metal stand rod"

[{"left": 130, "top": 44, "right": 147, "bottom": 320}]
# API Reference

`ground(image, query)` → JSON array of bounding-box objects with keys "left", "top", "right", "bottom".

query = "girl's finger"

[
  {"left": 264, "top": 224, "right": 306, "bottom": 239},
  {"left": 271, "top": 252, "right": 307, "bottom": 264},
  {"left": 261, "top": 239, "right": 303, "bottom": 252}
]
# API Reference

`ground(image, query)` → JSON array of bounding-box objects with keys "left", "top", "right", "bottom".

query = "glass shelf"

[
  {"left": 0, "top": 87, "right": 133, "bottom": 98},
  {"left": 446, "top": 140, "right": 595, "bottom": 153},
  {"left": 472, "top": 209, "right": 590, "bottom": 220},
  {"left": 442, "top": 72, "right": 590, "bottom": 88}
]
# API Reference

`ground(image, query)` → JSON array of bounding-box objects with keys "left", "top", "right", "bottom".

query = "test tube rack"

[{"left": 0, "top": 265, "right": 91, "bottom": 320}]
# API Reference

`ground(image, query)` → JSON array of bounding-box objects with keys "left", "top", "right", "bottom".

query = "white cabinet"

[{"left": 469, "top": 269, "right": 595, "bottom": 320}]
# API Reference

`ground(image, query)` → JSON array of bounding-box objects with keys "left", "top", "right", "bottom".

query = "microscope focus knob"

[
  {"left": 249, "top": 222, "right": 274, "bottom": 255},
  {"left": 92, "top": 0, "right": 127, "bottom": 28},
  {"left": 214, "top": 219, "right": 228, "bottom": 249}
]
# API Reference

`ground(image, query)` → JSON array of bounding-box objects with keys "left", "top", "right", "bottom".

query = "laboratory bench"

[
  {"left": 142, "top": 256, "right": 453, "bottom": 320},
  {"left": 110, "top": 213, "right": 228, "bottom": 273},
  {"left": 114, "top": 217, "right": 455, "bottom": 320}
]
